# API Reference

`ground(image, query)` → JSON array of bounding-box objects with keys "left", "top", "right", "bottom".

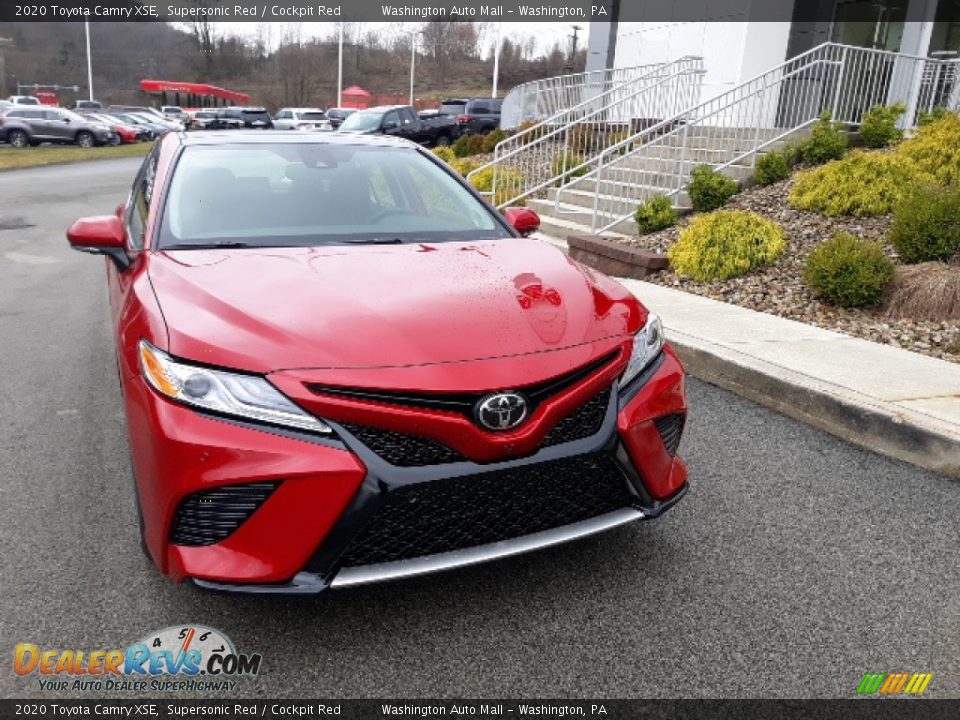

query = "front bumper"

[{"left": 125, "top": 346, "right": 688, "bottom": 595}]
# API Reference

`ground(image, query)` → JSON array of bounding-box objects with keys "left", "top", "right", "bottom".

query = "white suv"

[{"left": 273, "top": 108, "right": 331, "bottom": 131}]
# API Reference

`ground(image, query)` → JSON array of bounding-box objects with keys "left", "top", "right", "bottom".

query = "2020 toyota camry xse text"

[{"left": 67, "top": 131, "right": 689, "bottom": 594}]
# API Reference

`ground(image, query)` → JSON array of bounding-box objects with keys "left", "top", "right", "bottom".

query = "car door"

[
  {"left": 274, "top": 110, "right": 293, "bottom": 130},
  {"left": 15, "top": 109, "right": 50, "bottom": 139},
  {"left": 381, "top": 110, "right": 402, "bottom": 137},
  {"left": 44, "top": 109, "right": 74, "bottom": 141},
  {"left": 398, "top": 107, "right": 422, "bottom": 143}
]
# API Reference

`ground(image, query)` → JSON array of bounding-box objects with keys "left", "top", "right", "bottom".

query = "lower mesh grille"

[
  {"left": 542, "top": 388, "right": 611, "bottom": 447},
  {"left": 340, "top": 423, "right": 467, "bottom": 466},
  {"left": 654, "top": 413, "right": 686, "bottom": 456},
  {"left": 169, "top": 481, "right": 280, "bottom": 546},
  {"left": 336, "top": 454, "right": 636, "bottom": 567}
]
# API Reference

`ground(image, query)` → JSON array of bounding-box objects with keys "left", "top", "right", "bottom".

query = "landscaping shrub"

[
  {"left": 890, "top": 183, "right": 960, "bottom": 263},
  {"left": 895, "top": 111, "right": 960, "bottom": 186},
  {"left": 886, "top": 262, "right": 960, "bottom": 321},
  {"left": 859, "top": 103, "right": 906, "bottom": 148},
  {"left": 803, "top": 233, "right": 894, "bottom": 307},
  {"left": 753, "top": 149, "right": 792, "bottom": 186},
  {"left": 687, "top": 165, "right": 739, "bottom": 212},
  {"left": 551, "top": 151, "right": 588, "bottom": 186},
  {"left": 634, "top": 196, "right": 678, "bottom": 234},
  {"left": 450, "top": 157, "right": 481, "bottom": 177},
  {"left": 482, "top": 128, "right": 508, "bottom": 153},
  {"left": 452, "top": 134, "right": 472, "bottom": 158},
  {"left": 468, "top": 166, "right": 526, "bottom": 206},
  {"left": 432, "top": 145, "right": 456, "bottom": 163},
  {"left": 799, "top": 111, "right": 848, "bottom": 165},
  {"left": 918, "top": 106, "right": 949, "bottom": 127},
  {"left": 668, "top": 210, "right": 785, "bottom": 281},
  {"left": 788, "top": 150, "right": 929, "bottom": 216}
]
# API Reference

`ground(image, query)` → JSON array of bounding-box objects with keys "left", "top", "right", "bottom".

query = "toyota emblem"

[{"left": 475, "top": 392, "right": 529, "bottom": 431}]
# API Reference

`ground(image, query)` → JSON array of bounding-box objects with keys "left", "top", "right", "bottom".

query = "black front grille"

[
  {"left": 542, "top": 387, "right": 611, "bottom": 447},
  {"left": 169, "top": 482, "right": 280, "bottom": 546},
  {"left": 654, "top": 413, "right": 686, "bottom": 456},
  {"left": 307, "top": 350, "right": 619, "bottom": 419},
  {"left": 336, "top": 454, "right": 636, "bottom": 567},
  {"left": 340, "top": 422, "right": 467, "bottom": 467}
]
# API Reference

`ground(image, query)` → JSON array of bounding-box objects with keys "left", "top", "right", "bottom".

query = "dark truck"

[{"left": 338, "top": 105, "right": 460, "bottom": 146}]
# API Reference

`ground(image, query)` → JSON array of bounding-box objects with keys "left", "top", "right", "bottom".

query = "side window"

[
  {"left": 126, "top": 145, "right": 160, "bottom": 251},
  {"left": 383, "top": 111, "right": 399, "bottom": 129},
  {"left": 400, "top": 108, "right": 416, "bottom": 125},
  {"left": 276, "top": 111, "right": 292, "bottom": 119},
  {"left": 471, "top": 103, "right": 490, "bottom": 114},
  {"left": 44, "top": 110, "right": 61, "bottom": 120}
]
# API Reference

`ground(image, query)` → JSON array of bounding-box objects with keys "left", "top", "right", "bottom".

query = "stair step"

[
  {"left": 528, "top": 198, "right": 637, "bottom": 236},
  {"left": 547, "top": 186, "right": 691, "bottom": 212}
]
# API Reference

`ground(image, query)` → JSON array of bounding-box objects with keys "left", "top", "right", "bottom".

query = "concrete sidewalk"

[{"left": 617, "top": 279, "right": 960, "bottom": 478}]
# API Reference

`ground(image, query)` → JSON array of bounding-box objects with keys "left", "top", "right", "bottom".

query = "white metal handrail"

[
  {"left": 555, "top": 42, "right": 960, "bottom": 234},
  {"left": 467, "top": 56, "right": 705, "bottom": 209},
  {"left": 500, "top": 64, "right": 666, "bottom": 130}
]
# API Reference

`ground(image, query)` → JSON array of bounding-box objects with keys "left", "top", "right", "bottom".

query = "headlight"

[
  {"left": 619, "top": 313, "right": 664, "bottom": 388},
  {"left": 138, "top": 340, "right": 331, "bottom": 434}
]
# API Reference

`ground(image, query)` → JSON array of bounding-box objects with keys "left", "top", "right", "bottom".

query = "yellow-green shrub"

[
  {"left": 788, "top": 150, "right": 929, "bottom": 216},
  {"left": 468, "top": 166, "right": 526, "bottom": 206},
  {"left": 894, "top": 111, "right": 960, "bottom": 186},
  {"left": 432, "top": 145, "right": 456, "bottom": 163},
  {"left": 551, "top": 151, "right": 588, "bottom": 186},
  {"left": 450, "top": 157, "right": 481, "bottom": 177},
  {"left": 859, "top": 103, "right": 906, "bottom": 148},
  {"left": 669, "top": 210, "right": 786, "bottom": 281},
  {"left": 804, "top": 233, "right": 894, "bottom": 307},
  {"left": 890, "top": 183, "right": 960, "bottom": 263}
]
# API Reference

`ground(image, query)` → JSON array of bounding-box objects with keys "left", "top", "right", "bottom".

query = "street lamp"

[
  {"left": 84, "top": 21, "right": 94, "bottom": 101},
  {"left": 406, "top": 28, "right": 424, "bottom": 106},
  {"left": 337, "top": 22, "right": 343, "bottom": 108},
  {"left": 492, "top": 22, "right": 502, "bottom": 98}
]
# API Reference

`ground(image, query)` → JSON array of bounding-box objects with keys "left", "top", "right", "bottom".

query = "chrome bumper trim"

[{"left": 329, "top": 506, "right": 646, "bottom": 589}]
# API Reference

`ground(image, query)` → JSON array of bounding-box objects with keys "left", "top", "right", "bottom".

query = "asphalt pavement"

[{"left": 0, "top": 158, "right": 958, "bottom": 699}]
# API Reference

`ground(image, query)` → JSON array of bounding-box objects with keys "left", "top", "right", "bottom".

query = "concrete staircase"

[{"left": 529, "top": 128, "right": 791, "bottom": 239}]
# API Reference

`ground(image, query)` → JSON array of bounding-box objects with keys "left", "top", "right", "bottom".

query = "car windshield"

[
  {"left": 159, "top": 143, "right": 505, "bottom": 248},
  {"left": 301, "top": 112, "right": 326, "bottom": 121},
  {"left": 439, "top": 103, "right": 466, "bottom": 115},
  {"left": 340, "top": 112, "right": 382, "bottom": 132}
]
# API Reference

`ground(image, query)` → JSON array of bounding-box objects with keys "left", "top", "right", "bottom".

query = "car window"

[
  {"left": 302, "top": 112, "right": 326, "bottom": 121},
  {"left": 127, "top": 144, "right": 160, "bottom": 251},
  {"left": 383, "top": 111, "right": 400, "bottom": 129},
  {"left": 439, "top": 103, "right": 466, "bottom": 115},
  {"left": 470, "top": 103, "right": 490, "bottom": 114},
  {"left": 400, "top": 108, "right": 416, "bottom": 125},
  {"left": 159, "top": 143, "right": 504, "bottom": 248},
  {"left": 339, "top": 111, "right": 383, "bottom": 132},
  {"left": 276, "top": 111, "right": 292, "bottom": 119},
  {"left": 13, "top": 109, "right": 44, "bottom": 119},
  {"left": 43, "top": 110, "right": 63, "bottom": 120}
]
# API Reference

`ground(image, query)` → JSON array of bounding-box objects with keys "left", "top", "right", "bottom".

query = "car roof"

[{"left": 178, "top": 130, "right": 418, "bottom": 148}]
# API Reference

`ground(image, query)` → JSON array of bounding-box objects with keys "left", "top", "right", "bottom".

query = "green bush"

[
  {"left": 452, "top": 134, "right": 472, "bottom": 158},
  {"left": 890, "top": 183, "right": 960, "bottom": 263},
  {"left": 432, "top": 145, "right": 456, "bottom": 163},
  {"left": 450, "top": 157, "right": 481, "bottom": 177},
  {"left": 859, "top": 103, "right": 906, "bottom": 148},
  {"left": 551, "top": 151, "right": 588, "bottom": 187},
  {"left": 918, "top": 107, "right": 949, "bottom": 127},
  {"left": 789, "top": 150, "right": 929, "bottom": 216},
  {"left": 482, "top": 128, "right": 508, "bottom": 153},
  {"left": 895, "top": 111, "right": 960, "bottom": 186},
  {"left": 668, "top": 210, "right": 785, "bottom": 281},
  {"left": 687, "top": 165, "right": 739, "bottom": 212},
  {"left": 803, "top": 233, "right": 894, "bottom": 307},
  {"left": 800, "top": 111, "right": 848, "bottom": 165},
  {"left": 753, "top": 150, "right": 792, "bottom": 186},
  {"left": 468, "top": 166, "right": 526, "bottom": 206},
  {"left": 634, "top": 196, "right": 678, "bottom": 234}
]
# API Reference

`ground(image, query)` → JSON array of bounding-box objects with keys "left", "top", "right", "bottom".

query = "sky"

[{"left": 217, "top": 21, "right": 583, "bottom": 57}]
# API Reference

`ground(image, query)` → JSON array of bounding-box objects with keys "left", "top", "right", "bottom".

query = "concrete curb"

[{"left": 667, "top": 331, "right": 960, "bottom": 479}]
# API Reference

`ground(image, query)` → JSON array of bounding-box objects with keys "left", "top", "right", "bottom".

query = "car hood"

[{"left": 148, "top": 238, "right": 644, "bottom": 374}]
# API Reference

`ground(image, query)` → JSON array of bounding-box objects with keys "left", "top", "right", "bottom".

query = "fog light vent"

[
  {"left": 654, "top": 413, "right": 685, "bottom": 456},
  {"left": 169, "top": 481, "right": 280, "bottom": 546}
]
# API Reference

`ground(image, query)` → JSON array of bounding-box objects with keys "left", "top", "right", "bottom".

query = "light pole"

[
  {"left": 492, "top": 22, "right": 501, "bottom": 98},
  {"left": 84, "top": 21, "right": 94, "bottom": 101},
  {"left": 337, "top": 22, "right": 343, "bottom": 108},
  {"left": 409, "top": 30, "right": 418, "bottom": 106}
]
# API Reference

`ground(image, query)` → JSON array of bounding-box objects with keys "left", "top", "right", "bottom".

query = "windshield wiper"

[
  {"left": 162, "top": 241, "right": 257, "bottom": 250},
  {"left": 339, "top": 237, "right": 405, "bottom": 245}
]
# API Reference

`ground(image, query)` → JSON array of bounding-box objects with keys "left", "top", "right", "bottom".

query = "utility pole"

[
  {"left": 570, "top": 25, "right": 582, "bottom": 64},
  {"left": 492, "top": 22, "right": 501, "bottom": 98},
  {"left": 0, "top": 37, "right": 11, "bottom": 98},
  {"left": 84, "top": 21, "right": 94, "bottom": 101},
  {"left": 337, "top": 22, "right": 343, "bottom": 107}
]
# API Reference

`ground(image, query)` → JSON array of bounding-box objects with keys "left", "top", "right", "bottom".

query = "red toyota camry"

[{"left": 67, "top": 131, "right": 688, "bottom": 594}]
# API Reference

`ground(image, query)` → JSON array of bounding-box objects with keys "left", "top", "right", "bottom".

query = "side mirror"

[
  {"left": 504, "top": 207, "right": 540, "bottom": 237},
  {"left": 383, "top": 120, "right": 399, "bottom": 130},
  {"left": 66, "top": 215, "right": 130, "bottom": 271}
]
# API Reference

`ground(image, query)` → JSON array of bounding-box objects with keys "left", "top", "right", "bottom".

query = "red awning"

[
  {"left": 341, "top": 85, "right": 372, "bottom": 98},
  {"left": 139, "top": 80, "right": 250, "bottom": 104}
]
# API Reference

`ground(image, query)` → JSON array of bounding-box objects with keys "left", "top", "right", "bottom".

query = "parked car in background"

[
  {"left": 0, "top": 106, "right": 118, "bottom": 148},
  {"left": 127, "top": 111, "right": 181, "bottom": 133},
  {"left": 216, "top": 109, "right": 245, "bottom": 130},
  {"left": 73, "top": 100, "right": 104, "bottom": 111},
  {"left": 457, "top": 98, "right": 502, "bottom": 134},
  {"left": 189, "top": 110, "right": 225, "bottom": 130},
  {"left": 325, "top": 107, "right": 356, "bottom": 129},
  {"left": 106, "top": 112, "right": 162, "bottom": 141},
  {"left": 0, "top": 100, "right": 12, "bottom": 110},
  {"left": 86, "top": 112, "right": 142, "bottom": 144},
  {"left": 339, "top": 105, "right": 460, "bottom": 146},
  {"left": 223, "top": 106, "right": 273, "bottom": 129},
  {"left": 438, "top": 98, "right": 469, "bottom": 117},
  {"left": 161, "top": 105, "right": 190, "bottom": 124},
  {"left": 273, "top": 108, "right": 331, "bottom": 131},
  {"left": 7, "top": 95, "right": 41, "bottom": 106},
  {"left": 108, "top": 105, "right": 184, "bottom": 132}
]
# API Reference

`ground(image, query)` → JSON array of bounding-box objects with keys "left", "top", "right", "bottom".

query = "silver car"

[
  {"left": 0, "top": 107, "right": 118, "bottom": 148},
  {"left": 273, "top": 108, "right": 331, "bottom": 131}
]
